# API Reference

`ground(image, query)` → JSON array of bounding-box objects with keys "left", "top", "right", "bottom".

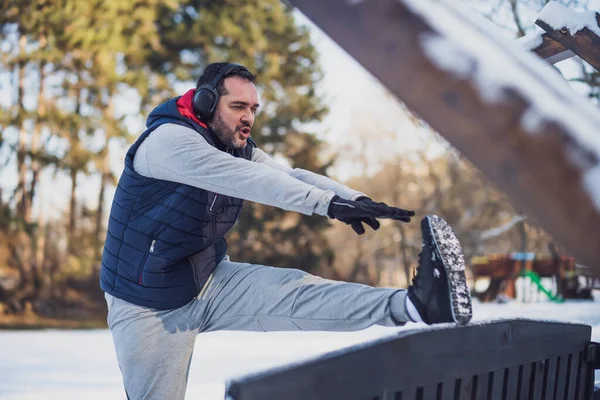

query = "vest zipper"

[
  {"left": 139, "top": 240, "right": 156, "bottom": 285},
  {"left": 210, "top": 194, "right": 218, "bottom": 211},
  {"left": 209, "top": 149, "right": 229, "bottom": 226}
]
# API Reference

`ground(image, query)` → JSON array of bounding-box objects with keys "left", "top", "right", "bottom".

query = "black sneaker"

[{"left": 407, "top": 214, "right": 472, "bottom": 325}]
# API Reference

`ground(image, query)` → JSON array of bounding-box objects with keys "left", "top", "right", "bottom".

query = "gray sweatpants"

[{"left": 105, "top": 257, "right": 411, "bottom": 400}]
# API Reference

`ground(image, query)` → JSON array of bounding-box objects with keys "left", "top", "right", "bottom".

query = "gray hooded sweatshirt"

[{"left": 132, "top": 123, "right": 365, "bottom": 216}]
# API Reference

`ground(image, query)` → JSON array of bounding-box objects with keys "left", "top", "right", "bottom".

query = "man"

[{"left": 100, "top": 62, "right": 472, "bottom": 399}]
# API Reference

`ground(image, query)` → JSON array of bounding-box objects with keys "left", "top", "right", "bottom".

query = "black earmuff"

[{"left": 192, "top": 63, "right": 250, "bottom": 121}]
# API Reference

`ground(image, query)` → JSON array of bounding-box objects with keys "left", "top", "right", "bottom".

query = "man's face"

[{"left": 209, "top": 76, "right": 259, "bottom": 149}]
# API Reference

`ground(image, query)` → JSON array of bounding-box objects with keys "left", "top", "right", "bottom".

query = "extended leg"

[{"left": 193, "top": 260, "right": 412, "bottom": 333}]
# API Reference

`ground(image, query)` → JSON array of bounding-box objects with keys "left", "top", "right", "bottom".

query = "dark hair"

[{"left": 195, "top": 62, "right": 256, "bottom": 96}]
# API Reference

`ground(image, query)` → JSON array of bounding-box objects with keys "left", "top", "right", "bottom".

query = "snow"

[
  {"left": 403, "top": 0, "right": 600, "bottom": 211},
  {"left": 421, "top": 34, "right": 474, "bottom": 79},
  {"left": 538, "top": 1, "right": 600, "bottom": 36},
  {"left": 479, "top": 215, "right": 526, "bottom": 241},
  {"left": 0, "top": 299, "right": 599, "bottom": 399},
  {"left": 516, "top": 27, "right": 545, "bottom": 50}
]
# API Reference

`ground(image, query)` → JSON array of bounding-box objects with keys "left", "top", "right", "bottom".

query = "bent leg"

[
  {"left": 105, "top": 293, "right": 199, "bottom": 400},
  {"left": 196, "top": 259, "right": 411, "bottom": 333}
]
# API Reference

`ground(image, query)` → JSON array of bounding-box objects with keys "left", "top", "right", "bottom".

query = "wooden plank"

[
  {"left": 438, "top": 381, "right": 455, "bottom": 400},
  {"left": 375, "top": 390, "right": 394, "bottom": 400},
  {"left": 400, "top": 388, "right": 417, "bottom": 400},
  {"left": 474, "top": 372, "right": 491, "bottom": 400},
  {"left": 542, "top": 357, "right": 559, "bottom": 399},
  {"left": 457, "top": 376, "right": 475, "bottom": 399},
  {"left": 504, "top": 366, "right": 520, "bottom": 399},
  {"left": 555, "top": 354, "right": 570, "bottom": 400},
  {"left": 536, "top": 14, "right": 600, "bottom": 72},
  {"left": 518, "top": 363, "right": 533, "bottom": 400},
  {"left": 489, "top": 370, "right": 504, "bottom": 400},
  {"left": 565, "top": 352, "right": 580, "bottom": 400},
  {"left": 577, "top": 350, "right": 588, "bottom": 400},
  {"left": 532, "top": 34, "right": 576, "bottom": 64},
  {"left": 288, "top": 0, "right": 600, "bottom": 270},
  {"left": 420, "top": 384, "right": 438, "bottom": 400},
  {"left": 530, "top": 360, "right": 546, "bottom": 400}
]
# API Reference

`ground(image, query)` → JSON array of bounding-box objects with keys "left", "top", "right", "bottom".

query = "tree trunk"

[
  {"left": 16, "top": 35, "right": 29, "bottom": 220},
  {"left": 95, "top": 96, "right": 114, "bottom": 265},
  {"left": 67, "top": 87, "right": 83, "bottom": 255},
  {"left": 27, "top": 60, "right": 47, "bottom": 223},
  {"left": 7, "top": 233, "right": 36, "bottom": 313},
  {"left": 397, "top": 222, "right": 411, "bottom": 287},
  {"left": 94, "top": 147, "right": 108, "bottom": 265},
  {"left": 68, "top": 167, "right": 77, "bottom": 254},
  {"left": 36, "top": 188, "right": 50, "bottom": 299},
  {"left": 392, "top": 155, "right": 413, "bottom": 287}
]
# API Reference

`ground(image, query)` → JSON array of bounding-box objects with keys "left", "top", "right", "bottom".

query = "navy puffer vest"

[{"left": 99, "top": 97, "right": 254, "bottom": 310}]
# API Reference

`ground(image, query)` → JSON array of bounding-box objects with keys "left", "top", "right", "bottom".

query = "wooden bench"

[{"left": 225, "top": 319, "right": 599, "bottom": 399}]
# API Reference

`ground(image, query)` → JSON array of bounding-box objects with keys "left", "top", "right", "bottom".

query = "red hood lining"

[{"left": 176, "top": 89, "right": 207, "bottom": 128}]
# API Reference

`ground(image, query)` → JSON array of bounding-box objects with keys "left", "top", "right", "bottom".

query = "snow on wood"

[
  {"left": 419, "top": 0, "right": 600, "bottom": 242},
  {"left": 536, "top": 2, "right": 600, "bottom": 72},
  {"left": 516, "top": 28, "right": 576, "bottom": 64},
  {"left": 289, "top": 0, "right": 600, "bottom": 270},
  {"left": 538, "top": 1, "right": 600, "bottom": 36},
  {"left": 538, "top": 45, "right": 576, "bottom": 64},
  {"left": 516, "top": 27, "right": 545, "bottom": 50}
]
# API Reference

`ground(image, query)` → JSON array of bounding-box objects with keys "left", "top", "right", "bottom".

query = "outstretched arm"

[
  {"left": 133, "top": 123, "right": 335, "bottom": 216},
  {"left": 250, "top": 149, "right": 415, "bottom": 234},
  {"left": 251, "top": 147, "right": 367, "bottom": 201}
]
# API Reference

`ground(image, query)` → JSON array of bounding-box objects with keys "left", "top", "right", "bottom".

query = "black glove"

[
  {"left": 328, "top": 195, "right": 414, "bottom": 235},
  {"left": 349, "top": 196, "right": 381, "bottom": 235}
]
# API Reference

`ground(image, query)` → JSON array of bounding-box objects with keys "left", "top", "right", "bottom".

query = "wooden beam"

[
  {"left": 289, "top": 0, "right": 600, "bottom": 270},
  {"left": 226, "top": 320, "right": 593, "bottom": 399},
  {"left": 536, "top": 13, "right": 600, "bottom": 72},
  {"left": 532, "top": 34, "right": 576, "bottom": 64}
]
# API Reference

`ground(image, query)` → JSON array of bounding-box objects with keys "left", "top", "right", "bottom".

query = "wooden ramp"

[{"left": 225, "top": 320, "right": 598, "bottom": 400}]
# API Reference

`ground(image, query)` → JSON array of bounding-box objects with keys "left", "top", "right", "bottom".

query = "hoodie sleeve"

[
  {"left": 250, "top": 147, "right": 366, "bottom": 201},
  {"left": 133, "top": 123, "right": 336, "bottom": 216}
]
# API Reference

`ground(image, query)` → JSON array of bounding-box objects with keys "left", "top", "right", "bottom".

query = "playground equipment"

[
  {"left": 521, "top": 270, "right": 564, "bottom": 303},
  {"left": 471, "top": 253, "right": 598, "bottom": 303}
]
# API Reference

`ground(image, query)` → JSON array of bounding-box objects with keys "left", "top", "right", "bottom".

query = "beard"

[{"left": 210, "top": 111, "right": 248, "bottom": 149}]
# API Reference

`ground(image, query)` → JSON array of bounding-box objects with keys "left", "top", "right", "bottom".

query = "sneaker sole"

[{"left": 424, "top": 214, "right": 473, "bottom": 325}]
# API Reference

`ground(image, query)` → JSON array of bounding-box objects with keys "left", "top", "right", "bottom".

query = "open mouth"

[{"left": 239, "top": 127, "right": 251, "bottom": 137}]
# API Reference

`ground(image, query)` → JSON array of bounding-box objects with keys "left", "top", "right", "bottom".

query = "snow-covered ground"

[{"left": 0, "top": 299, "right": 599, "bottom": 400}]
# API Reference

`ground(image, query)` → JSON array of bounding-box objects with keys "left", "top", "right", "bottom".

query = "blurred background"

[{"left": 1, "top": 3, "right": 600, "bottom": 397}]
